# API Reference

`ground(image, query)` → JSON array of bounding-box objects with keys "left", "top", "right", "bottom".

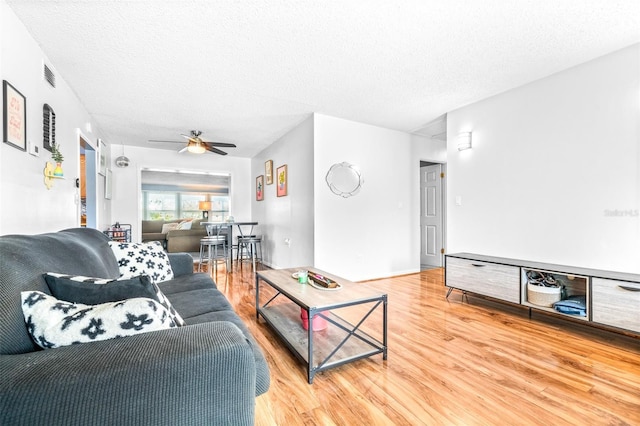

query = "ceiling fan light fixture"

[{"left": 186, "top": 140, "right": 206, "bottom": 154}]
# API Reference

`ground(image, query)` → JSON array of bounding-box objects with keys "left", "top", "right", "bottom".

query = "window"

[
  {"left": 141, "top": 169, "right": 230, "bottom": 221},
  {"left": 208, "top": 196, "right": 230, "bottom": 222},
  {"left": 144, "top": 192, "right": 178, "bottom": 220},
  {"left": 180, "top": 194, "right": 204, "bottom": 219}
]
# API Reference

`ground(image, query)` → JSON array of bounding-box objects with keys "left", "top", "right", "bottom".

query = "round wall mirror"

[{"left": 325, "top": 162, "right": 363, "bottom": 198}]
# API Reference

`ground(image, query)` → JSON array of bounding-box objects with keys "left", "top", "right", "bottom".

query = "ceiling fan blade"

[
  {"left": 148, "top": 140, "right": 184, "bottom": 144},
  {"left": 204, "top": 144, "right": 228, "bottom": 155},
  {"left": 201, "top": 141, "right": 237, "bottom": 148},
  {"left": 180, "top": 134, "right": 192, "bottom": 139},
  {"left": 178, "top": 146, "right": 188, "bottom": 154}
]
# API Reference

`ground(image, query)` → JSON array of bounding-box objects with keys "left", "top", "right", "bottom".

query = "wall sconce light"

[
  {"left": 457, "top": 132, "right": 472, "bottom": 151},
  {"left": 198, "top": 201, "right": 211, "bottom": 219}
]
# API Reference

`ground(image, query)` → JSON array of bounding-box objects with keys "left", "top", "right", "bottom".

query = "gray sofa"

[{"left": 0, "top": 228, "right": 269, "bottom": 425}]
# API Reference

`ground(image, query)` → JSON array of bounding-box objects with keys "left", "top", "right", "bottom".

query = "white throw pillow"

[
  {"left": 108, "top": 241, "right": 174, "bottom": 284},
  {"left": 21, "top": 291, "right": 176, "bottom": 349},
  {"left": 161, "top": 222, "right": 179, "bottom": 234},
  {"left": 177, "top": 220, "right": 192, "bottom": 230}
]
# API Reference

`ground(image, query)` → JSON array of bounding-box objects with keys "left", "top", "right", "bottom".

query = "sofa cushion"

[
  {"left": 161, "top": 223, "right": 180, "bottom": 233},
  {"left": 109, "top": 241, "right": 174, "bottom": 283},
  {"left": 157, "top": 272, "right": 218, "bottom": 295},
  {"left": 21, "top": 291, "right": 176, "bottom": 349},
  {"left": 164, "top": 288, "right": 234, "bottom": 319},
  {"left": 141, "top": 220, "right": 165, "bottom": 234},
  {"left": 43, "top": 273, "right": 186, "bottom": 326},
  {"left": 0, "top": 228, "right": 121, "bottom": 355}
]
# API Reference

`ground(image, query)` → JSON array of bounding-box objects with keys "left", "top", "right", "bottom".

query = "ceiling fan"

[{"left": 148, "top": 130, "right": 236, "bottom": 155}]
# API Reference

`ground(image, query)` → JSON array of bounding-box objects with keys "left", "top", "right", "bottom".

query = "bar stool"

[
  {"left": 236, "top": 235, "right": 262, "bottom": 271},
  {"left": 198, "top": 236, "right": 227, "bottom": 276},
  {"left": 198, "top": 223, "right": 231, "bottom": 276}
]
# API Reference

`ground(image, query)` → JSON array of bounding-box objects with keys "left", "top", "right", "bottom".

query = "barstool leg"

[
  {"left": 198, "top": 243, "right": 205, "bottom": 272},
  {"left": 251, "top": 241, "right": 256, "bottom": 271},
  {"left": 208, "top": 244, "right": 213, "bottom": 275},
  {"left": 214, "top": 243, "right": 219, "bottom": 276}
]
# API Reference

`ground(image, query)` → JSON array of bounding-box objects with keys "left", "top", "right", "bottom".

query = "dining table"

[{"left": 201, "top": 221, "right": 258, "bottom": 271}]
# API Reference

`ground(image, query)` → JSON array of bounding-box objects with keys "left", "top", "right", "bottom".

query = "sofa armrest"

[
  {"left": 166, "top": 229, "right": 207, "bottom": 253},
  {"left": 142, "top": 232, "right": 166, "bottom": 242},
  {"left": 0, "top": 322, "right": 257, "bottom": 426},
  {"left": 168, "top": 252, "right": 194, "bottom": 277}
]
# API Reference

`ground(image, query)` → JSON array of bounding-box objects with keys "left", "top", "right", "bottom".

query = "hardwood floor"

[{"left": 210, "top": 264, "right": 640, "bottom": 425}]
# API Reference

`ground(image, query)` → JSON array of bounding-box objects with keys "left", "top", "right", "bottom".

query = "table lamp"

[{"left": 198, "top": 201, "right": 211, "bottom": 220}]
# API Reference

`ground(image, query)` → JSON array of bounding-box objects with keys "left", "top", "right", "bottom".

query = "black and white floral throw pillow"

[
  {"left": 43, "top": 272, "right": 186, "bottom": 327},
  {"left": 21, "top": 291, "right": 176, "bottom": 349},
  {"left": 108, "top": 241, "right": 174, "bottom": 284}
]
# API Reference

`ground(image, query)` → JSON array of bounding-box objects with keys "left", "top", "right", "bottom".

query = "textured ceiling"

[{"left": 6, "top": 0, "right": 640, "bottom": 158}]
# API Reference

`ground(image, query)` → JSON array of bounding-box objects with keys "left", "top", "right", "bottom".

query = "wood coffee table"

[{"left": 255, "top": 268, "right": 387, "bottom": 384}]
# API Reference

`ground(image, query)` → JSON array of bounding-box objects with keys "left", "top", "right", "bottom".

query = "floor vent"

[{"left": 43, "top": 63, "right": 56, "bottom": 88}]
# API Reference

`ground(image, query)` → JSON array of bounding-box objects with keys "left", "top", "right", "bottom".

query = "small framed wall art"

[
  {"left": 3, "top": 80, "right": 27, "bottom": 151},
  {"left": 256, "top": 175, "right": 264, "bottom": 201},
  {"left": 276, "top": 164, "right": 288, "bottom": 197},
  {"left": 98, "top": 138, "right": 107, "bottom": 176},
  {"left": 105, "top": 168, "right": 113, "bottom": 200},
  {"left": 265, "top": 159, "right": 273, "bottom": 184}
]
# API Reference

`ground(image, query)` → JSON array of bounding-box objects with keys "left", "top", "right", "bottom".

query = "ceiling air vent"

[{"left": 43, "top": 63, "right": 56, "bottom": 88}]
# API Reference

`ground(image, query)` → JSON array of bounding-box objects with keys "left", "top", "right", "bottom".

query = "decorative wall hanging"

[
  {"left": 256, "top": 175, "right": 264, "bottom": 201},
  {"left": 105, "top": 169, "right": 113, "bottom": 199},
  {"left": 43, "top": 162, "right": 64, "bottom": 189},
  {"left": 98, "top": 139, "right": 107, "bottom": 176},
  {"left": 3, "top": 80, "right": 26, "bottom": 151},
  {"left": 265, "top": 160, "right": 273, "bottom": 184},
  {"left": 276, "top": 164, "right": 288, "bottom": 197},
  {"left": 326, "top": 162, "right": 363, "bottom": 198},
  {"left": 43, "top": 104, "right": 55, "bottom": 152}
]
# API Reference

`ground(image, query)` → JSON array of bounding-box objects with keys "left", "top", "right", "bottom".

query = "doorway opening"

[
  {"left": 420, "top": 161, "right": 446, "bottom": 269},
  {"left": 78, "top": 132, "right": 97, "bottom": 228}
]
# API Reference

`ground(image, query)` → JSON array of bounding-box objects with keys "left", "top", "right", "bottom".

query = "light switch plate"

[{"left": 28, "top": 140, "right": 40, "bottom": 157}]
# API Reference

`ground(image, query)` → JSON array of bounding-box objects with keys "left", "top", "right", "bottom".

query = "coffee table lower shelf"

[{"left": 258, "top": 303, "right": 385, "bottom": 383}]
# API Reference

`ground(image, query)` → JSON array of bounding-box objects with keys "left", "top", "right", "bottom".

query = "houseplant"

[{"left": 51, "top": 143, "right": 64, "bottom": 177}]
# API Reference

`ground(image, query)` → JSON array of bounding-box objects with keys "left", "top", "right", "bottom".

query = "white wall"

[
  {"left": 110, "top": 145, "right": 253, "bottom": 242},
  {"left": 314, "top": 114, "right": 422, "bottom": 281},
  {"left": 0, "top": 1, "right": 110, "bottom": 235},
  {"left": 447, "top": 43, "right": 640, "bottom": 274},
  {"left": 411, "top": 133, "right": 446, "bottom": 164},
  {"left": 251, "top": 116, "right": 315, "bottom": 268},
  {"left": 251, "top": 114, "right": 446, "bottom": 280}
]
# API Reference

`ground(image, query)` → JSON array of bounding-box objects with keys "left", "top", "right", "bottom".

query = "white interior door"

[{"left": 420, "top": 164, "right": 443, "bottom": 268}]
